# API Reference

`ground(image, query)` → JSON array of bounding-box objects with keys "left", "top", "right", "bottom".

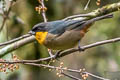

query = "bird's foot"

[
  {"left": 78, "top": 46, "right": 84, "bottom": 52},
  {"left": 48, "top": 49, "right": 63, "bottom": 61},
  {"left": 54, "top": 50, "right": 63, "bottom": 59},
  {"left": 78, "top": 40, "right": 84, "bottom": 52},
  {"left": 48, "top": 49, "right": 54, "bottom": 57}
]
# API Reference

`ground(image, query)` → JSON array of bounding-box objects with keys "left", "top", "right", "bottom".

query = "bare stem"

[
  {"left": 84, "top": 0, "right": 91, "bottom": 10},
  {"left": 39, "top": 0, "right": 47, "bottom": 22},
  {"left": 0, "top": 1, "right": 14, "bottom": 32},
  {"left": 23, "top": 63, "right": 109, "bottom": 80},
  {"left": 61, "top": 72, "right": 82, "bottom": 80}
]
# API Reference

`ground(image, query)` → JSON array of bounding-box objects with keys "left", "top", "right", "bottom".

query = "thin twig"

[
  {"left": 84, "top": 72, "right": 110, "bottom": 80},
  {"left": 0, "top": 1, "right": 14, "bottom": 32},
  {"left": 0, "top": 56, "right": 55, "bottom": 63},
  {"left": 39, "top": 0, "right": 47, "bottom": 22},
  {"left": 0, "top": 36, "right": 35, "bottom": 57},
  {"left": 38, "top": 0, "right": 54, "bottom": 57},
  {"left": 0, "top": 58, "right": 110, "bottom": 80},
  {"left": 84, "top": 0, "right": 91, "bottom": 10},
  {"left": 0, "top": 34, "right": 31, "bottom": 47},
  {"left": 61, "top": 72, "right": 82, "bottom": 80},
  {"left": 23, "top": 63, "right": 109, "bottom": 80}
]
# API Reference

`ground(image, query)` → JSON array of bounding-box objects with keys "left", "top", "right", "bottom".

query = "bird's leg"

[
  {"left": 78, "top": 40, "right": 84, "bottom": 52},
  {"left": 54, "top": 50, "right": 63, "bottom": 58},
  {"left": 48, "top": 49, "right": 54, "bottom": 57},
  {"left": 48, "top": 49, "right": 63, "bottom": 59}
]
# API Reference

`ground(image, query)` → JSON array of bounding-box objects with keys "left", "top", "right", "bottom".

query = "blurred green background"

[{"left": 0, "top": 0, "right": 120, "bottom": 80}]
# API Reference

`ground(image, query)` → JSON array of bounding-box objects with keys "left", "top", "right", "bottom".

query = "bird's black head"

[{"left": 29, "top": 22, "right": 48, "bottom": 35}]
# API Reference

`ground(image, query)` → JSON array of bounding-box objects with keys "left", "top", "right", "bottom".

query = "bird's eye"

[{"left": 32, "top": 23, "right": 47, "bottom": 32}]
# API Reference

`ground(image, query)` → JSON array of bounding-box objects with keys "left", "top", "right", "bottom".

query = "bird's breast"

[
  {"left": 43, "top": 30, "right": 85, "bottom": 50},
  {"left": 35, "top": 32, "right": 48, "bottom": 44}
]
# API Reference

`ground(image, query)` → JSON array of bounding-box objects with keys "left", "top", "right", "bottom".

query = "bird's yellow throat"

[{"left": 35, "top": 32, "right": 48, "bottom": 44}]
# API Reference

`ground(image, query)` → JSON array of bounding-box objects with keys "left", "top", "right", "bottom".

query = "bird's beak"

[{"left": 28, "top": 31, "right": 36, "bottom": 35}]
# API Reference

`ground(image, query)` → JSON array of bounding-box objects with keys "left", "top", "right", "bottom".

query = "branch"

[
  {"left": 64, "top": 2, "right": 120, "bottom": 20},
  {"left": 58, "top": 37, "right": 120, "bottom": 58},
  {"left": 23, "top": 63, "right": 109, "bottom": 80},
  {"left": 84, "top": 0, "right": 91, "bottom": 10},
  {"left": 0, "top": 36, "right": 35, "bottom": 57},
  {"left": 0, "top": 0, "right": 14, "bottom": 32},
  {"left": 37, "top": 0, "right": 54, "bottom": 57},
  {"left": 0, "top": 59, "right": 109, "bottom": 80},
  {"left": 0, "top": 37, "right": 120, "bottom": 62},
  {"left": 61, "top": 72, "right": 82, "bottom": 80},
  {"left": 0, "top": 34, "right": 31, "bottom": 46},
  {"left": 89, "top": 2, "right": 120, "bottom": 17},
  {"left": 0, "top": 2, "right": 120, "bottom": 57},
  {"left": 40, "top": 0, "right": 47, "bottom": 22}
]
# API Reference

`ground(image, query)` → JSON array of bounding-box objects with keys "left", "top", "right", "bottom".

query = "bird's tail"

[{"left": 76, "top": 14, "right": 113, "bottom": 30}]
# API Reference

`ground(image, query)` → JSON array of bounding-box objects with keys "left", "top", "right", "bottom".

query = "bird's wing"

[
  {"left": 47, "top": 20, "right": 85, "bottom": 36},
  {"left": 46, "top": 14, "right": 113, "bottom": 36}
]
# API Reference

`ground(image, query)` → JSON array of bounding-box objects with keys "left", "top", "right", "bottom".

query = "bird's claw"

[
  {"left": 78, "top": 46, "right": 84, "bottom": 52},
  {"left": 78, "top": 40, "right": 84, "bottom": 52},
  {"left": 54, "top": 50, "right": 63, "bottom": 59}
]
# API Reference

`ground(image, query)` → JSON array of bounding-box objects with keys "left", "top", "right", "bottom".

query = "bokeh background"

[{"left": 0, "top": 0, "right": 120, "bottom": 80}]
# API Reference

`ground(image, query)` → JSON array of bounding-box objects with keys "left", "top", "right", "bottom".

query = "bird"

[{"left": 29, "top": 14, "right": 113, "bottom": 51}]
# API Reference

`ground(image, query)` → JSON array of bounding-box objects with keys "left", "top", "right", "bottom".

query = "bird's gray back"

[{"left": 46, "top": 20, "right": 85, "bottom": 35}]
